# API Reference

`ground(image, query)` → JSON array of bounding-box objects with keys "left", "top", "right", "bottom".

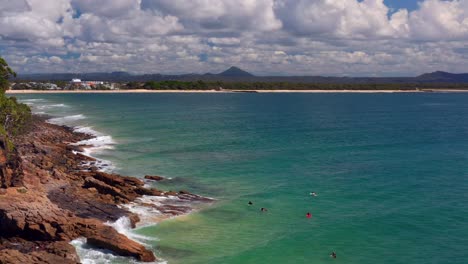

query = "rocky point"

[{"left": 0, "top": 117, "right": 211, "bottom": 263}]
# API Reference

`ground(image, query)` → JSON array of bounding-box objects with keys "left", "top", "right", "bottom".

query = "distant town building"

[
  {"left": 67, "top": 79, "right": 116, "bottom": 90},
  {"left": 12, "top": 82, "right": 59, "bottom": 90}
]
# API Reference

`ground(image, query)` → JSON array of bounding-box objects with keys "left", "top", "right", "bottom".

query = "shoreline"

[
  {"left": 6, "top": 88, "right": 468, "bottom": 94},
  {"left": 0, "top": 115, "right": 212, "bottom": 263},
  {"left": 49, "top": 118, "right": 214, "bottom": 262}
]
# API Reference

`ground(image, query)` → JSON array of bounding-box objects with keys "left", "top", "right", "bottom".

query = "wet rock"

[
  {"left": 165, "top": 191, "right": 178, "bottom": 196},
  {"left": 144, "top": 175, "right": 165, "bottom": 181},
  {"left": 135, "top": 187, "right": 163, "bottom": 196},
  {"left": 86, "top": 225, "right": 156, "bottom": 262},
  {"left": 156, "top": 204, "right": 192, "bottom": 215},
  {"left": 128, "top": 214, "right": 140, "bottom": 228}
]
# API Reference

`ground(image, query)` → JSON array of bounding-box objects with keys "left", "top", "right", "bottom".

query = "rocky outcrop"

[
  {"left": 0, "top": 118, "right": 212, "bottom": 263},
  {"left": 0, "top": 240, "right": 79, "bottom": 264},
  {"left": 0, "top": 135, "right": 23, "bottom": 188},
  {"left": 0, "top": 120, "right": 211, "bottom": 264}
]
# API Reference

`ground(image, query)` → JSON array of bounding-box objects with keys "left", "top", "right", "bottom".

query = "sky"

[{"left": 0, "top": 0, "right": 467, "bottom": 77}]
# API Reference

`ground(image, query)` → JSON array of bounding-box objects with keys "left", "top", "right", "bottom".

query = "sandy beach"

[{"left": 7, "top": 89, "right": 468, "bottom": 94}]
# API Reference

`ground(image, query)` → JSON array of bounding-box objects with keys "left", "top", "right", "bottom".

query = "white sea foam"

[
  {"left": 74, "top": 126, "right": 101, "bottom": 136},
  {"left": 47, "top": 114, "right": 86, "bottom": 125},
  {"left": 71, "top": 126, "right": 117, "bottom": 173},
  {"left": 71, "top": 238, "right": 119, "bottom": 264},
  {"left": 37, "top": 103, "right": 68, "bottom": 109},
  {"left": 48, "top": 116, "right": 116, "bottom": 172},
  {"left": 74, "top": 136, "right": 115, "bottom": 152},
  {"left": 121, "top": 195, "right": 193, "bottom": 228},
  {"left": 21, "top": 98, "right": 45, "bottom": 103},
  {"left": 33, "top": 104, "right": 116, "bottom": 173},
  {"left": 71, "top": 219, "right": 167, "bottom": 264},
  {"left": 105, "top": 217, "right": 158, "bottom": 243}
]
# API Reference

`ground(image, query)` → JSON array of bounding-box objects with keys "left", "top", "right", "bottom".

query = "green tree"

[
  {"left": 0, "top": 57, "right": 31, "bottom": 136},
  {"left": 0, "top": 57, "right": 16, "bottom": 92}
]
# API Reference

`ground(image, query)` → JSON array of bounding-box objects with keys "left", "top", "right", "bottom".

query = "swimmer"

[
  {"left": 248, "top": 201, "right": 253, "bottom": 205},
  {"left": 260, "top": 207, "right": 268, "bottom": 212},
  {"left": 330, "top": 252, "right": 337, "bottom": 259},
  {"left": 306, "top": 212, "right": 312, "bottom": 218},
  {"left": 310, "top": 192, "right": 317, "bottom": 197}
]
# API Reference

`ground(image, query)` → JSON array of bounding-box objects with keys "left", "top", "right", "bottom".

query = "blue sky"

[
  {"left": 384, "top": 0, "right": 420, "bottom": 10},
  {"left": 0, "top": 0, "right": 467, "bottom": 76}
]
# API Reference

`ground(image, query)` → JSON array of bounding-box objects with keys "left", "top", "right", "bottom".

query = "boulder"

[{"left": 86, "top": 225, "right": 156, "bottom": 262}]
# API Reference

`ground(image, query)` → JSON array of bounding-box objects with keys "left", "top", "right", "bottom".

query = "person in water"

[
  {"left": 260, "top": 207, "right": 268, "bottom": 212},
  {"left": 306, "top": 212, "right": 312, "bottom": 218},
  {"left": 310, "top": 192, "right": 317, "bottom": 196},
  {"left": 248, "top": 201, "right": 253, "bottom": 205},
  {"left": 330, "top": 252, "right": 337, "bottom": 258}
]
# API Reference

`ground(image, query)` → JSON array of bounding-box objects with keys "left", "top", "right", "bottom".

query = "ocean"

[{"left": 15, "top": 92, "right": 468, "bottom": 264}]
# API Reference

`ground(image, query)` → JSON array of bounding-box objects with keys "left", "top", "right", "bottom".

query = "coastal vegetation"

[
  {"left": 138, "top": 80, "right": 468, "bottom": 91},
  {"left": 0, "top": 57, "right": 16, "bottom": 92},
  {"left": 10, "top": 79, "right": 468, "bottom": 91},
  {"left": 0, "top": 57, "right": 31, "bottom": 136},
  {"left": 10, "top": 67, "right": 468, "bottom": 91}
]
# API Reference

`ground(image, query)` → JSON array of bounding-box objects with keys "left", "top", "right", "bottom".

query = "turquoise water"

[{"left": 15, "top": 93, "right": 468, "bottom": 264}]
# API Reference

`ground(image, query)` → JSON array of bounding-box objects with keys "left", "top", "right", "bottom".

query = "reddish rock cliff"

[{"left": 0, "top": 118, "right": 211, "bottom": 263}]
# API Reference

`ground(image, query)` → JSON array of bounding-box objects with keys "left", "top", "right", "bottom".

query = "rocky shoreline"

[{"left": 0, "top": 117, "right": 211, "bottom": 263}]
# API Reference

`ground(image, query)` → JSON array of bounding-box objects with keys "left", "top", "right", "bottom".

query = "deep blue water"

[{"left": 16, "top": 92, "right": 468, "bottom": 264}]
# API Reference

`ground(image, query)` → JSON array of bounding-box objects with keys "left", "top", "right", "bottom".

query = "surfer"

[
  {"left": 248, "top": 201, "right": 253, "bottom": 205},
  {"left": 310, "top": 192, "right": 317, "bottom": 196},
  {"left": 330, "top": 252, "right": 337, "bottom": 258},
  {"left": 260, "top": 207, "right": 268, "bottom": 212},
  {"left": 306, "top": 212, "right": 312, "bottom": 218}
]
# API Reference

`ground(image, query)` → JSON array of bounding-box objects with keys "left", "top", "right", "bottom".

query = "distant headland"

[{"left": 8, "top": 67, "right": 468, "bottom": 92}]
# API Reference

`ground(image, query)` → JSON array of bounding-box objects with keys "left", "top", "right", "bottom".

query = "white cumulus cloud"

[{"left": 0, "top": 0, "right": 467, "bottom": 76}]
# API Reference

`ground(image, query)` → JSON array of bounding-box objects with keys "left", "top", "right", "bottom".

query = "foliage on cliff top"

[
  {"left": 0, "top": 57, "right": 31, "bottom": 136},
  {"left": 1, "top": 57, "right": 16, "bottom": 92}
]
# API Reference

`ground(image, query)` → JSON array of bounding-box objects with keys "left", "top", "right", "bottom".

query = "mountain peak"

[
  {"left": 417, "top": 71, "right": 455, "bottom": 79},
  {"left": 416, "top": 71, "right": 468, "bottom": 82},
  {"left": 218, "top": 66, "right": 254, "bottom": 77}
]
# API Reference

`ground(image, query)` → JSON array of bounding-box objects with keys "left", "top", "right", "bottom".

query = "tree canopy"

[
  {"left": 0, "top": 57, "right": 30, "bottom": 137},
  {"left": 0, "top": 57, "right": 16, "bottom": 92}
]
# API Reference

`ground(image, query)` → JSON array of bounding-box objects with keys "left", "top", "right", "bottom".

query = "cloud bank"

[{"left": 0, "top": 0, "right": 467, "bottom": 76}]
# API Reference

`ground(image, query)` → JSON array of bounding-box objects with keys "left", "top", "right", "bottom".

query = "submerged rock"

[{"left": 144, "top": 175, "right": 165, "bottom": 181}]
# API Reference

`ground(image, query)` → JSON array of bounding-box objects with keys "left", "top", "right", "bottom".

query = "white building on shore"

[{"left": 68, "top": 79, "right": 115, "bottom": 90}]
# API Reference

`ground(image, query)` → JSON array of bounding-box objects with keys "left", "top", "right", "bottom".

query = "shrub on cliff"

[
  {"left": 0, "top": 57, "right": 16, "bottom": 92},
  {"left": 0, "top": 57, "right": 31, "bottom": 136},
  {"left": 0, "top": 95, "right": 31, "bottom": 136}
]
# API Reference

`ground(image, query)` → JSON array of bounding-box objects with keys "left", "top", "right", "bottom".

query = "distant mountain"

[
  {"left": 218, "top": 66, "right": 254, "bottom": 77},
  {"left": 416, "top": 71, "right": 468, "bottom": 82},
  {"left": 12, "top": 67, "right": 468, "bottom": 84}
]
